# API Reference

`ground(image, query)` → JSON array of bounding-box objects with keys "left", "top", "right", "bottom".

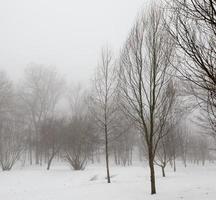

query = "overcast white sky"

[{"left": 0, "top": 0, "right": 149, "bottom": 84}]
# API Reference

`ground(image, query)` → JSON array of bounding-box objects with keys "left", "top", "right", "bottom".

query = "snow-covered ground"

[{"left": 0, "top": 162, "right": 215, "bottom": 200}]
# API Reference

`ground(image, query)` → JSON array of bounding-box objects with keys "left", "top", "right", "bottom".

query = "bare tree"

[
  {"left": 19, "top": 64, "right": 65, "bottom": 165},
  {"left": 40, "top": 117, "right": 65, "bottom": 170},
  {"left": 154, "top": 133, "right": 172, "bottom": 177},
  {"left": 169, "top": 127, "right": 181, "bottom": 172},
  {"left": 0, "top": 74, "right": 26, "bottom": 170},
  {"left": 154, "top": 119, "right": 177, "bottom": 177},
  {"left": 154, "top": 80, "right": 183, "bottom": 176},
  {"left": 112, "top": 119, "right": 135, "bottom": 166},
  {"left": 167, "top": 0, "right": 216, "bottom": 139},
  {"left": 89, "top": 47, "right": 118, "bottom": 183},
  {"left": 62, "top": 116, "right": 96, "bottom": 170},
  {"left": 67, "top": 84, "right": 88, "bottom": 119},
  {"left": 118, "top": 6, "right": 175, "bottom": 194},
  {"left": 64, "top": 85, "right": 99, "bottom": 170},
  {"left": 0, "top": 107, "right": 25, "bottom": 171},
  {"left": 177, "top": 125, "right": 191, "bottom": 167},
  {"left": 198, "top": 136, "right": 209, "bottom": 166},
  {"left": 0, "top": 72, "right": 13, "bottom": 115}
]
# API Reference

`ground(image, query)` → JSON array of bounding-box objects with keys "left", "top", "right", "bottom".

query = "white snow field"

[{"left": 0, "top": 163, "right": 215, "bottom": 200}]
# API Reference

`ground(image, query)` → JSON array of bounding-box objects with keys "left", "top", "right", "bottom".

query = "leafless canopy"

[
  {"left": 167, "top": 0, "right": 216, "bottom": 136},
  {"left": 118, "top": 6, "right": 175, "bottom": 194}
]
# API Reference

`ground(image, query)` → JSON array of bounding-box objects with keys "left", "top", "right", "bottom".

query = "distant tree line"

[{"left": 0, "top": 0, "right": 215, "bottom": 196}]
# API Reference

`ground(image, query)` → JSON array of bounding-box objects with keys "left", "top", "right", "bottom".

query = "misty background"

[
  {"left": 0, "top": 0, "right": 216, "bottom": 199},
  {"left": 0, "top": 0, "right": 146, "bottom": 83}
]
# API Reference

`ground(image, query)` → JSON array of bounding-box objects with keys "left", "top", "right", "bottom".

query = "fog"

[
  {"left": 0, "top": 0, "right": 146, "bottom": 83},
  {"left": 0, "top": 1, "right": 215, "bottom": 199}
]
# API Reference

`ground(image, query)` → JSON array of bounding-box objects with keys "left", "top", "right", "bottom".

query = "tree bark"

[
  {"left": 174, "top": 158, "right": 176, "bottom": 172},
  {"left": 35, "top": 142, "right": 39, "bottom": 165},
  {"left": 162, "top": 166, "right": 165, "bottom": 177},
  {"left": 47, "top": 153, "right": 55, "bottom": 170},
  {"left": 149, "top": 153, "right": 156, "bottom": 194},
  {"left": 105, "top": 125, "right": 111, "bottom": 183}
]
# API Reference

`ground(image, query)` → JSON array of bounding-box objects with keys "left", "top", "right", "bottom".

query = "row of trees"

[
  {"left": 0, "top": 65, "right": 135, "bottom": 172},
  {"left": 87, "top": 0, "right": 216, "bottom": 194},
  {"left": 0, "top": 0, "right": 215, "bottom": 195},
  {"left": 0, "top": 63, "right": 212, "bottom": 185}
]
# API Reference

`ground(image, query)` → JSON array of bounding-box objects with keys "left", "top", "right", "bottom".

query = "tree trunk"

[
  {"left": 174, "top": 158, "right": 176, "bottom": 172},
  {"left": 184, "top": 159, "right": 187, "bottom": 168},
  {"left": 35, "top": 145, "right": 39, "bottom": 165},
  {"left": 91, "top": 150, "right": 94, "bottom": 164},
  {"left": 129, "top": 148, "right": 133, "bottom": 165},
  {"left": 162, "top": 166, "right": 165, "bottom": 177},
  {"left": 35, "top": 128, "right": 40, "bottom": 165},
  {"left": 149, "top": 154, "right": 156, "bottom": 194},
  {"left": 105, "top": 125, "right": 111, "bottom": 183},
  {"left": 28, "top": 131, "right": 33, "bottom": 165},
  {"left": 29, "top": 146, "right": 32, "bottom": 165},
  {"left": 47, "top": 153, "right": 55, "bottom": 170},
  {"left": 114, "top": 148, "right": 118, "bottom": 165}
]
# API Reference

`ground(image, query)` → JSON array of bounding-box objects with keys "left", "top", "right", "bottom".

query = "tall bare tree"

[
  {"left": 0, "top": 73, "right": 26, "bottom": 170},
  {"left": 89, "top": 47, "right": 118, "bottom": 183},
  {"left": 19, "top": 64, "right": 65, "bottom": 165},
  {"left": 118, "top": 6, "right": 175, "bottom": 194},
  {"left": 0, "top": 103, "right": 26, "bottom": 171},
  {"left": 167, "top": 0, "right": 216, "bottom": 139},
  {"left": 65, "top": 85, "right": 99, "bottom": 170}
]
